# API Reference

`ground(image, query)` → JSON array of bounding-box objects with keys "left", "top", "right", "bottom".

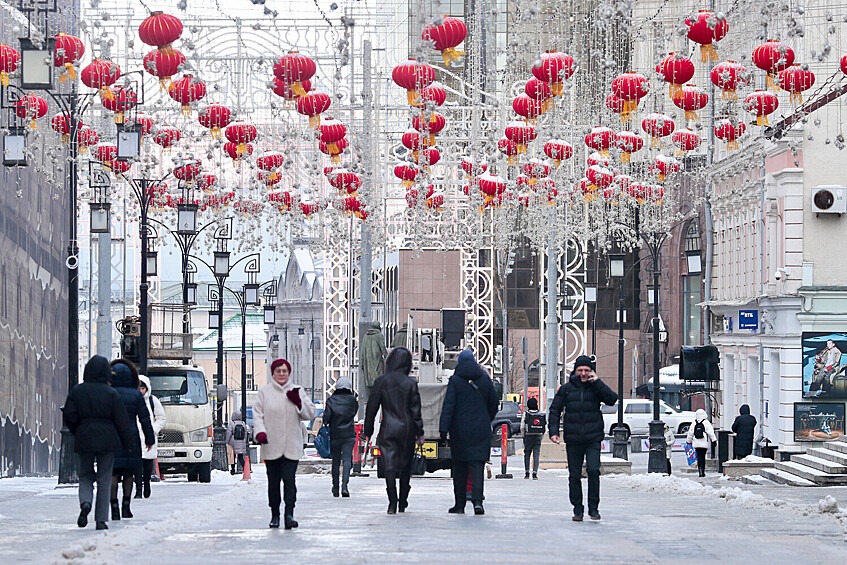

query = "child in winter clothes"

[{"left": 663, "top": 423, "right": 675, "bottom": 476}]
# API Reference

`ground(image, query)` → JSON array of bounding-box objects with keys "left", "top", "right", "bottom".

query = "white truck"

[{"left": 146, "top": 365, "right": 214, "bottom": 482}]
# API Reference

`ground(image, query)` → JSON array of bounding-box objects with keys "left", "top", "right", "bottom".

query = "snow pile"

[{"left": 818, "top": 495, "right": 841, "bottom": 514}]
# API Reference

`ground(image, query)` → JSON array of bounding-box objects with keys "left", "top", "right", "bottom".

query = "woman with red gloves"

[{"left": 253, "top": 358, "right": 316, "bottom": 529}]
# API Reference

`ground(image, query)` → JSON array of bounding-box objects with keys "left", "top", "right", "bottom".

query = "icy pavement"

[{"left": 2, "top": 457, "right": 847, "bottom": 565}]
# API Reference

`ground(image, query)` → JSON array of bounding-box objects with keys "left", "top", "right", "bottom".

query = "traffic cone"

[{"left": 241, "top": 455, "right": 252, "bottom": 481}]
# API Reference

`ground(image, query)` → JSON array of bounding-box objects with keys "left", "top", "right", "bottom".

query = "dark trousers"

[
  {"left": 78, "top": 451, "right": 114, "bottom": 523},
  {"left": 523, "top": 435, "right": 542, "bottom": 474},
  {"left": 135, "top": 459, "right": 155, "bottom": 492},
  {"left": 266, "top": 457, "right": 298, "bottom": 517},
  {"left": 695, "top": 447, "right": 708, "bottom": 476},
  {"left": 331, "top": 438, "right": 355, "bottom": 490},
  {"left": 565, "top": 442, "right": 601, "bottom": 516},
  {"left": 666, "top": 457, "right": 672, "bottom": 475},
  {"left": 451, "top": 460, "right": 485, "bottom": 507},
  {"left": 384, "top": 469, "right": 411, "bottom": 504}
]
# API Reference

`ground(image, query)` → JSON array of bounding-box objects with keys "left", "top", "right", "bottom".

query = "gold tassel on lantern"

[
  {"left": 211, "top": 127, "right": 222, "bottom": 139},
  {"left": 406, "top": 90, "right": 419, "bottom": 106},
  {"left": 331, "top": 154, "right": 341, "bottom": 165},
  {"left": 327, "top": 142, "right": 339, "bottom": 154},
  {"left": 182, "top": 104, "right": 192, "bottom": 117},
  {"left": 61, "top": 63, "right": 77, "bottom": 82},
  {"left": 0, "top": 72, "right": 8, "bottom": 86},
  {"left": 621, "top": 152, "right": 631, "bottom": 163},
  {"left": 159, "top": 77, "right": 172, "bottom": 90},
  {"left": 309, "top": 115, "right": 321, "bottom": 128},
  {"left": 699, "top": 44, "right": 719, "bottom": 62},
  {"left": 236, "top": 143, "right": 247, "bottom": 156},
  {"left": 756, "top": 115, "right": 768, "bottom": 127},
  {"left": 517, "top": 143, "right": 527, "bottom": 154},
  {"left": 651, "top": 136, "right": 660, "bottom": 148},
  {"left": 551, "top": 82, "right": 563, "bottom": 96},
  {"left": 113, "top": 112, "right": 124, "bottom": 125},
  {"left": 668, "top": 84, "right": 683, "bottom": 99},
  {"left": 28, "top": 119, "right": 37, "bottom": 130},
  {"left": 790, "top": 92, "right": 803, "bottom": 105},
  {"left": 766, "top": 73, "right": 780, "bottom": 91},
  {"left": 685, "top": 110, "right": 698, "bottom": 122},
  {"left": 507, "top": 155, "right": 517, "bottom": 165},
  {"left": 441, "top": 47, "right": 465, "bottom": 66},
  {"left": 99, "top": 87, "right": 115, "bottom": 101},
  {"left": 727, "top": 140, "right": 739, "bottom": 151},
  {"left": 402, "top": 180, "right": 414, "bottom": 188},
  {"left": 721, "top": 89, "right": 738, "bottom": 100},
  {"left": 541, "top": 98, "right": 554, "bottom": 113},
  {"left": 620, "top": 99, "right": 637, "bottom": 122},
  {"left": 291, "top": 81, "right": 307, "bottom": 97},
  {"left": 599, "top": 149, "right": 610, "bottom": 158}
]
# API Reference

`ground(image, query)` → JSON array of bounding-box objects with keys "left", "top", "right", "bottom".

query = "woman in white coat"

[
  {"left": 685, "top": 408, "right": 717, "bottom": 477},
  {"left": 253, "top": 358, "right": 316, "bottom": 529},
  {"left": 136, "top": 375, "right": 166, "bottom": 498}
]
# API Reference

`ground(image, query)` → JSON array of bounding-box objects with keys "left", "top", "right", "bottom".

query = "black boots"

[
  {"left": 110, "top": 500, "right": 121, "bottom": 521},
  {"left": 230, "top": 464, "right": 236, "bottom": 475},
  {"left": 448, "top": 505, "right": 465, "bottom": 514},
  {"left": 143, "top": 481, "right": 151, "bottom": 498},
  {"left": 473, "top": 503, "right": 485, "bottom": 515},
  {"left": 269, "top": 515, "right": 280, "bottom": 528},
  {"left": 77, "top": 502, "right": 91, "bottom": 528},
  {"left": 96, "top": 522, "right": 108, "bottom": 530},
  {"left": 121, "top": 497, "right": 133, "bottom": 519},
  {"left": 332, "top": 485, "right": 339, "bottom": 497},
  {"left": 341, "top": 487, "right": 350, "bottom": 498},
  {"left": 284, "top": 514, "right": 298, "bottom": 529}
]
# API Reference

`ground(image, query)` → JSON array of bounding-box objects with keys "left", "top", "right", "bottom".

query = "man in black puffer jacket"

[{"left": 548, "top": 355, "right": 618, "bottom": 522}]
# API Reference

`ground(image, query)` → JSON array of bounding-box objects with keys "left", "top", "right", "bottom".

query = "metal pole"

[
  {"left": 522, "top": 336, "right": 528, "bottom": 407},
  {"left": 241, "top": 298, "right": 247, "bottom": 432},
  {"left": 216, "top": 279, "right": 225, "bottom": 427},
  {"left": 96, "top": 231, "right": 112, "bottom": 358},
  {"left": 502, "top": 250, "right": 508, "bottom": 398},
  {"left": 138, "top": 179, "right": 149, "bottom": 376},
  {"left": 181, "top": 239, "right": 191, "bottom": 365},
  {"left": 310, "top": 318, "right": 316, "bottom": 403},
  {"left": 612, "top": 294, "right": 628, "bottom": 460},
  {"left": 647, "top": 245, "right": 666, "bottom": 473},
  {"left": 545, "top": 234, "right": 558, "bottom": 410}
]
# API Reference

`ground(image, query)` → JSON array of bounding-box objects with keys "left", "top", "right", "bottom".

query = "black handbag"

[{"left": 409, "top": 444, "right": 426, "bottom": 476}]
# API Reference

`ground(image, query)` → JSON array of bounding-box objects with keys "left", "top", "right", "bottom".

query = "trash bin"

[
  {"left": 760, "top": 444, "right": 775, "bottom": 459},
  {"left": 249, "top": 445, "right": 258, "bottom": 465},
  {"left": 716, "top": 429, "right": 731, "bottom": 472}
]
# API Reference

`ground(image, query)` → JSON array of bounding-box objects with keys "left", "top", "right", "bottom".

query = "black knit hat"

[{"left": 573, "top": 355, "right": 596, "bottom": 373}]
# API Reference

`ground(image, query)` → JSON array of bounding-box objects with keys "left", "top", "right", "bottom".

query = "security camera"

[{"left": 774, "top": 269, "right": 783, "bottom": 281}]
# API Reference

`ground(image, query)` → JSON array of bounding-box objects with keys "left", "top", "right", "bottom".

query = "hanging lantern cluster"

[
  {"left": 53, "top": 33, "right": 84, "bottom": 82},
  {"left": 197, "top": 103, "right": 231, "bottom": 139},
  {"left": 223, "top": 121, "right": 257, "bottom": 161},
  {"left": 0, "top": 43, "right": 20, "bottom": 86},
  {"left": 100, "top": 85, "right": 138, "bottom": 124},
  {"left": 139, "top": 11, "right": 185, "bottom": 89},
  {"left": 13, "top": 93, "right": 48, "bottom": 129},
  {"left": 421, "top": 16, "right": 467, "bottom": 67}
]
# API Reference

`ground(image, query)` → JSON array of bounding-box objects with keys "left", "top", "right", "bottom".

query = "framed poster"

[
  {"left": 802, "top": 332, "right": 847, "bottom": 399},
  {"left": 794, "top": 402, "right": 845, "bottom": 442}
]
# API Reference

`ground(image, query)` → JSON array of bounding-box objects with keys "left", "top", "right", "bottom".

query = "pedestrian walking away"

[
  {"left": 663, "top": 423, "right": 676, "bottom": 476},
  {"left": 731, "top": 404, "right": 757, "bottom": 459},
  {"left": 521, "top": 397, "right": 545, "bottom": 480},
  {"left": 226, "top": 409, "right": 251, "bottom": 475},
  {"left": 363, "top": 347, "right": 425, "bottom": 515},
  {"left": 109, "top": 359, "right": 155, "bottom": 521},
  {"left": 686, "top": 408, "right": 718, "bottom": 477},
  {"left": 439, "top": 349, "right": 498, "bottom": 515},
  {"left": 548, "top": 355, "right": 618, "bottom": 522},
  {"left": 62, "top": 355, "right": 137, "bottom": 530},
  {"left": 253, "top": 358, "right": 316, "bottom": 529},
  {"left": 135, "top": 375, "right": 166, "bottom": 499},
  {"left": 323, "top": 376, "right": 359, "bottom": 498}
]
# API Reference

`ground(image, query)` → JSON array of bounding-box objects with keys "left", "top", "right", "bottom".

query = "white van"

[{"left": 147, "top": 365, "right": 214, "bottom": 482}]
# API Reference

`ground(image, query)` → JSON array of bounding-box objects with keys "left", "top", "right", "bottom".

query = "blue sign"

[{"left": 738, "top": 310, "right": 758, "bottom": 330}]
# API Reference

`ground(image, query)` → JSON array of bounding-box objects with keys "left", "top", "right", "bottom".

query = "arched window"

[{"left": 682, "top": 220, "right": 703, "bottom": 346}]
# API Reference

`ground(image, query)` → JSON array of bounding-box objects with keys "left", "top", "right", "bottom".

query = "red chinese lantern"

[
  {"left": 274, "top": 50, "right": 317, "bottom": 97},
  {"left": 153, "top": 126, "right": 181, "bottom": 149},
  {"left": 655, "top": 53, "right": 695, "bottom": 98},
  {"left": 197, "top": 103, "right": 232, "bottom": 139},
  {"left": 109, "top": 159, "right": 132, "bottom": 175},
  {"left": 406, "top": 188, "right": 421, "bottom": 208},
  {"left": 414, "top": 82, "right": 447, "bottom": 109},
  {"left": 295, "top": 91, "right": 332, "bottom": 128},
  {"left": 615, "top": 130, "right": 644, "bottom": 162},
  {"left": 522, "top": 159, "right": 551, "bottom": 180},
  {"left": 605, "top": 94, "right": 625, "bottom": 116},
  {"left": 392, "top": 59, "right": 436, "bottom": 106},
  {"left": 525, "top": 77, "right": 553, "bottom": 102},
  {"left": 320, "top": 137, "right": 348, "bottom": 164},
  {"left": 647, "top": 185, "right": 666, "bottom": 203},
  {"left": 271, "top": 77, "right": 311, "bottom": 100},
  {"left": 512, "top": 94, "right": 544, "bottom": 121},
  {"left": 415, "top": 147, "right": 440, "bottom": 168},
  {"left": 328, "top": 169, "right": 362, "bottom": 195},
  {"left": 224, "top": 121, "right": 258, "bottom": 157},
  {"left": 318, "top": 118, "right": 347, "bottom": 154},
  {"left": 584, "top": 126, "right": 615, "bottom": 158},
  {"left": 99, "top": 85, "right": 137, "bottom": 124},
  {"left": 81, "top": 59, "right": 121, "bottom": 99},
  {"left": 422, "top": 16, "right": 467, "bottom": 66},
  {"left": 714, "top": 118, "right": 746, "bottom": 151},
  {"left": 0, "top": 43, "right": 20, "bottom": 87},
  {"left": 587, "top": 151, "right": 609, "bottom": 167},
  {"left": 505, "top": 121, "right": 537, "bottom": 154},
  {"left": 127, "top": 114, "right": 154, "bottom": 136},
  {"left": 461, "top": 157, "right": 487, "bottom": 177},
  {"left": 611, "top": 72, "right": 649, "bottom": 121},
  {"left": 224, "top": 142, "right": 252, "bottom": 161},
  {"left": 138, "top": 11, "right": 183, "bottom": 49},
  {"left": 744, "top": 90, "right": 779, "bottom": 126},
  {"left": 94, "top": 144, "right": 117, "bottom": 163},
  {"left": 256, "top": 152, "right": 285, "bottom": 172},
  {"left": 671, "top": 128, "right": 701, "bottom": 155},
  {"left": 478, "top": 173, "right": 506, "bottom": 198},
  {"left": 640, "top": 113, "right": 676, "bottom": 146},
  {"left": 497, "top": 138, "right": 519, "bottom": 165},
  {"left": 710, "top": 60, "right": 747, "bottom": 100},
  {"left": 686, "top": 10, "right": 729, "bottom": 62},
  {"left": 543, "top": 139, "right": 573, "bottom": 166},
  {"left": 76, "top": 126, "right": 99, "bottom": 154},
  {"left": 258, "top": 170, "right": 280, "bottom": 186},
  {"left": 394, "top": 163, "right": 420, "bottom": 188},
  {"left": 672, "top": 85, "right": 708, "bottom": 122},
  {"left": 531, "top": 50, "right": 575, "bottom": 96},
  {"left": 300, "top": 201, "right": 322, "bottom": 217},
  {"left": 268, "top": 191, "right": 296, "bottom": 211},
  {"left": 402, "top": 130, "right": 425, "bottom": 154},
  {"left": 426, "top": 192, "right": 445, "bottom": 210},
  {"left": 197, "top": 173, "right": 218, "bottom": 193},
  {"left": 51, "top": 113, "right": 70, "bottom": 143},
  {"left": 173, "top": 161, "right": 201, "bottom": 183},
  {"left": 841, "top": 55, "right": 847, "bottom": 76},
  {"left": 341, "top": 196, "right": 367, "bottom": 220},
  {"left": 653, "top": 154, "right": 680, "bottom": 182},
  {"left": 167, "top": 74, "right": 207, "bottom": 116},
  {"left": 778, "top": 64, "right": 815, "bottom": 105},
  {"left": 586, "top": 164, "right": 614, "bottom": 190},
  {"left": 753, "top": 40, "right": 795, "bottom": 90},
  {"left": 53, "top": 33, "right": 84, "bottom": 81},
  {"left": 411, "top": 111, "right": 446, "bottom": 146},
  {"left": 142, "top": 48, "right": 185, "bottom": 89},
  {"left": 14, "top": 93, "right": 48, "bottom": 129}
]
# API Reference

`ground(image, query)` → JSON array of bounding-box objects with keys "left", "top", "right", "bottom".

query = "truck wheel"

[
  {"left": 198, "top": 462, "right": 212, "bottom": 483},
  {"left": 187, "top": 465, "right": 199, "bottom": 482},
  {"left": 678, "top": 423, "right": 691, "bottom": 434}
]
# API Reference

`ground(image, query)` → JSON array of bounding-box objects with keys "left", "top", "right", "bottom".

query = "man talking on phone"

[{"left": 548, "top": 355, "right": 618, "bottom": 522}]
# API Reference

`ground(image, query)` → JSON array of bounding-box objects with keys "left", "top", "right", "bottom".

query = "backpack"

[
  {"left": 233, "top": 423, "right": 246, "bottom": 441},
  {"left": 693, "top": 420, "right": 705, "bottom": 440},
  {"left": 525, "top": 412, "right": 546, "bottom": 435}
]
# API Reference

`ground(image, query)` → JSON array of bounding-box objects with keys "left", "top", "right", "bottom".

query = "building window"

[
  {"left": 246, "top": 373, "right": 254, "bottom": 391},
  {"left": 212, "top": 373, "right": 219, "bottom": 387},
  {"left": 682, "top": 220, "right": 703, "bottom": 345}
]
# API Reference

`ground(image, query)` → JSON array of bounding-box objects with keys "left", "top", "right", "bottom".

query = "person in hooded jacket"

[
  {"left": 364, "top": 347, "right": 425, "bottom": 515},
  {"left": 686, "top": 408, "right": 718, "bottom": 477},
  {"left": 521, "top": 397, "right": 544, "bottom": 480},
  {"left": 548, "top": 355, "right": 618, "bottom": 522},
  {"left": 109, "top": 359, "right": 155, "bottom": 521},
  {"left": 226, "top": 410, "right": 251, "bottom": 475},
  {"left": 323, "top": 376, "right": 359, "bottom": 497},
  {"left": 731, "top": 404, "right": 757, "bottom": 459},
  {"left": 135, "top": 375, "right": 166, "bottom": 499},
  {"left": 62, "top": 355, "right": 137, "bottom": 530},
  {"left": 439, "top": 349, "right": 499, "bottom": 515},
  {"left": 663, "top": 423, "right": 676, "bottom": 476}
]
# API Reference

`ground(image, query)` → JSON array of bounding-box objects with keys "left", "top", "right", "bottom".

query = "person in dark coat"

[
  {"left": 62, "top": 355, "right": 137, "bottom": 530},
  {"left": 109, "top": 359, "right": 155, "bottom": 521},
  {"left": 363, "top": 347, "right": 424, "bottom": 514},
  {"left": 548, "top": 355, "right": 618, "bottom": 522},
  {"left": 731, "top": 404, "right": 757, "bottom": 459},
  {"left": 323, "top": 376, "right": 359, "bottom": 497},
  {"left": 439, "top": 349, "right": 499, "bottom": 515}
]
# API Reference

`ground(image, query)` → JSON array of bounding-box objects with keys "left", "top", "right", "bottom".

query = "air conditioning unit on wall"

[{"left": 811, "top": 185, "right": 847, "bottom": 216}]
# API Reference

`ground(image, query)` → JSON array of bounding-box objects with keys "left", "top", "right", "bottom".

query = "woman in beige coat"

[{"left": 253, "top": 358, "right": 316, "bottom": 529}]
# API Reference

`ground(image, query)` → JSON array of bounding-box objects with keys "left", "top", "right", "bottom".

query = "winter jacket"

[
  {"left": 323, "top": 390, "right": 359, "bottom": 442},
  {"left": 226, "top": 410, "right": 250, "bottom": 455},
  {"left": 62, "top": 355, "right": 136, "bottom": 454},
  {"left": 686, "top": 408, "right": 718, "bottom": 449},
  {"left": 111, "top": 360, "right": 156, "bottom": 473},
  {"left": 664, "top": 425, "right": 676, "bottom": 459},
  {"left": 439, "top": 351, "right": 499, "bottom": 461},
  {"left": 364, "top": 350, "right": 424, "bottom": 472},
  {"left": 548, "top": 373, "right": 618, "bottom": 444},
  {"left": 253, "top": 379, "right": 316, "bottom": 461},
  {"left": 138, "top": 375, "right": 166, "bottom": 460},
  {"left": 731, "top": 404, "right": 757, "bottom": 457}
]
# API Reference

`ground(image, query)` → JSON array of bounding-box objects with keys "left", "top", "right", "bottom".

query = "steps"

[
  {"left": 755, "top": 436, "right": 847, "bottom": 486},
  {"left": 740, "top": 474, "right": 779, "bottom": 486},
  {"left": 758, "top": 467, "right": 817, "bottom": 487}
]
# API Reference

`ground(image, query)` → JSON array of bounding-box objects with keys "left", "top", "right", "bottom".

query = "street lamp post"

[
  {"left": 643, "top": 234, "right": 670, "bottom": 474},
  {"left": 298, "top": 319, "right": 317, "bottom": 402},
  {"left": 608, "top": 253, "right": 630, "bottom": 460}
]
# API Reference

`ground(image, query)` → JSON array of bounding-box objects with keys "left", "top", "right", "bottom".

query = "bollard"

[
  {"left": 495, "top": 423, "right": 513, "bottom": 479},
  {"left": 351, "top": 422, "right": 369, "bottom": 477}
]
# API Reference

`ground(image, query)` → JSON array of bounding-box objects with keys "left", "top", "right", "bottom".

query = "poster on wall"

[
  {"left": 802, "top": 332, "right": 847, "bottom": 399},
  {"left": 794, "top": 402, "right": 845, "bottom": 442}
]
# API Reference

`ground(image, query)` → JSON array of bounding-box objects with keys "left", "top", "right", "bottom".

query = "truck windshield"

[{"left": 149, "top": 371, "right": 208, "bottom": 405}]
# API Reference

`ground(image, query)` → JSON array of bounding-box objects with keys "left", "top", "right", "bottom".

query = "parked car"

[
  {"left": 492, "top": 401, "right": 522, "bottom": 438},
  {"left": 601, "top": 399, "right": 696, "bottom": 438}
]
